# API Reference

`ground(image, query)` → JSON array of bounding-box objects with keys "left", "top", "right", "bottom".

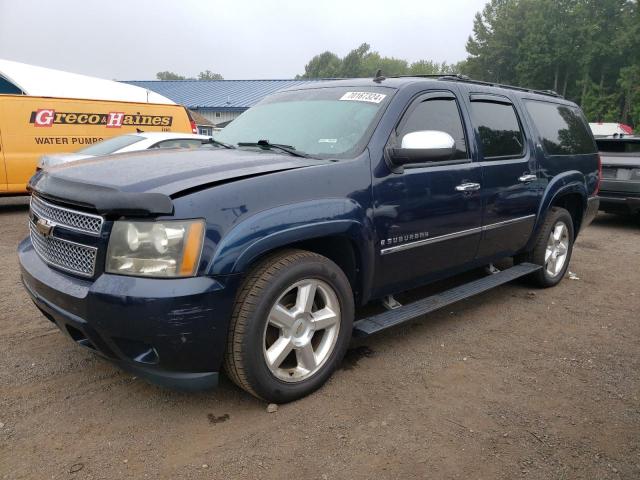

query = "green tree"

[
  {"left": 463, "top": 0, "right": 640, "bottom": 128},
  {"left": 198, "top": 70, "right": 224, "bottom": 80},
  {"left": 297, "top": 51, "right": 343, "bottom": 79},
  {"left": 156, "top": 71, "right": 187, "bottom": 80},
  {"left": 298, "top": 43, "right": 463, "bottom": 79}
]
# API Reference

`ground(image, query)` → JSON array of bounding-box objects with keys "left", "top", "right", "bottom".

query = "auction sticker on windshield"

[{"left": 340, "top": 92, "right": 387, "bottom": 103}]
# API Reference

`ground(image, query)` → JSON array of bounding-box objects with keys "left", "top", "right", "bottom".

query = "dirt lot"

[{"left": 0, "top": 196, "right": 638, "bottom": 480}]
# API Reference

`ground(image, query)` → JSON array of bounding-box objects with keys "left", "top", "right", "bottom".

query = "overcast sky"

[{"left": 0, "top": 0, "right": 487, "bottom": 80}]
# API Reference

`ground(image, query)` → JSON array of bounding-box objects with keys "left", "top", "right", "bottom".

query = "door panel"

[
  {"left": 372, "top": 91, "right": 482, "bottom": 295},
  {"left": 466, "top": 96, "right": 541, "bottom": 258}
]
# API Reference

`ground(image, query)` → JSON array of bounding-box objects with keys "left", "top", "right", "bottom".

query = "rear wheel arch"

[
  {"left": 526, "top": 176, "right": 587, "bottom": 251},
  {"left": 550, "top": 192, "right": 585, "bottom": 237}
]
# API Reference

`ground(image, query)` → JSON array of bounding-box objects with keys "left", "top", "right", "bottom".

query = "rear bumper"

[
  {"left": 599, "top": 178, "right": 640, "bottom": 214},
  {"left": 19, "top": 237, "right": 240, "bottom": 390},
  {"left": 598, "top": 192, "right": 640, "bottom": 215}
]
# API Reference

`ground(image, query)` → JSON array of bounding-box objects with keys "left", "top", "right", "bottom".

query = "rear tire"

[
  {"left": 223, "top": 249, "right": 354, "bottom": 403},
  {"left": 520, "top": 207, "right": 574, "bottom": 288}
]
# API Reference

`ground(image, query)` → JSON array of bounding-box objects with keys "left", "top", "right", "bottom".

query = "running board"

[{"left": 353, "top": 262, "right": 541, "bottom": 337}]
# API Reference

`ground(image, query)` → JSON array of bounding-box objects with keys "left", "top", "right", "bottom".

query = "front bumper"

[{"left": 18, "top": 237, "right": 240, "bottom": 390}]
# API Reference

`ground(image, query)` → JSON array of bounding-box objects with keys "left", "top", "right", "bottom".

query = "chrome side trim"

[
  {"left": 481, "top": 214, "right": 536, "bottom": 232},
  {"left": 380, "top": 214, "right": 536, "bottom": 255},
  {"left": 380, "top": 227, "right": 482, "bottom": 255}
]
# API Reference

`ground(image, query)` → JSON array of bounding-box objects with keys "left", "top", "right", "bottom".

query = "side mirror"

[{"left": 388, "top": 130, "right": 456, "bottom": 166}]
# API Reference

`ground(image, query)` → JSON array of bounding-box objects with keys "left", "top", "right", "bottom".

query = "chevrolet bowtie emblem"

[{"left": 36, "top": 218, "right": 55, "bottom": 237}]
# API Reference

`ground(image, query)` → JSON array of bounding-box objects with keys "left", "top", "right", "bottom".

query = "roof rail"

[{"left": 387, "top": 74, "right": 563, "bottom": 99}]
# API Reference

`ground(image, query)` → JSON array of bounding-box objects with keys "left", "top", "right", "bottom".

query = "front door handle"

[
  {"left": 455, "top": 182, "right": 481, "bottom": 192},
  {"left": 518, "top": 174, "right": 537, "bottom": 183}
]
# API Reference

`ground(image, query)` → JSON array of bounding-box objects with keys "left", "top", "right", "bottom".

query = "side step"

[{"left": 353, "top": 262, "right": 541, "bottom": 337}]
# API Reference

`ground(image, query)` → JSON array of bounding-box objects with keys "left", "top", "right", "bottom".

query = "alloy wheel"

[
  {"left": 262, "top": 279, "right": 341, "bottom": 382},
  {"left": 545, "top": 221, "right": 569, "bottom": 278}
]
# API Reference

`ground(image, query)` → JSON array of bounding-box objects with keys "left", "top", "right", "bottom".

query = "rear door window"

[
  {"left": 524, "top": 101, "right": 596, "bottom": 155},
  {"left": 470, "top": 100, "right": 525, "bottom": 159},
  {"left": 153, "top": 139, "right": 204, "bottom": 149}
]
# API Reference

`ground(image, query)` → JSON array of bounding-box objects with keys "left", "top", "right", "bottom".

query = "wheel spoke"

[
  {"left": 547, "top": 256, "right": 556, "bottom": 275},
  {"left": 553, "top": 255, "right": 562, "bottom": 275},
  {"left": 296, "top": 343, "right": 317, "bottom": 371},
  {"left": 265, "top": 337, "right": 293, "bottom": 369},
  {"left": 269, "top": 304, "right": 296, "bottom": 329},
  {"left": 557, "top": 242, "right": 568, "bottom": 256},
  {"left": 553, "top": 224, "right": 563, "bottom": 242},
  {"left": 311, "top": 307, "right": 339, "bottom": 330},
  {"left": 545, "top": 247, "right": 553, "bottom": 263},
  {"left": 295, "top": 282, "right": 317, "bottom": 314}
]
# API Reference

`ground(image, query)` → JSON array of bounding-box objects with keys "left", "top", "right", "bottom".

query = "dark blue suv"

[{"left": 19, "top": 76, "right": 600, "bottom": 402}]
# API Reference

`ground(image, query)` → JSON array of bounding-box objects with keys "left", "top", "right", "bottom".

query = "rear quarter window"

[{"left": 525, "top": 101, "right": 596, "bottom": 155}]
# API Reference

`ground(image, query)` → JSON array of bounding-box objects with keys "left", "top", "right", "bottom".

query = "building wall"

[{"left": 195, "top": 110, "right": 244, "bottom": 126}]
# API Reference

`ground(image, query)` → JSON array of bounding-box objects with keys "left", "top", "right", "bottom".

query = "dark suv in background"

[
  {"left": 597, "top": 137, "right": 640, "bottom": 216},
  {"left": 19, "top": 76, "right": 599, "bottom": 402}
]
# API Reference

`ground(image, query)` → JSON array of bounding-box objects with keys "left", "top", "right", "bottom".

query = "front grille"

[
  {"left": 29, "top": 222, "right": 98, "bottom": 277},
  {"left": 29, "top": 194, "right": 102, "bottom": 277},
  {"left": 30, "top": 195, "right": 103, "bottom": 235}
]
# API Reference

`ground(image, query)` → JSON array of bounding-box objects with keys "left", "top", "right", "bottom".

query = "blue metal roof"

[{"left": 123, "top": 79, "right": 319, "bottom": 110}]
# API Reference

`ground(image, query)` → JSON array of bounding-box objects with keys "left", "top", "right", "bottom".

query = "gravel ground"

[{"left": 0, "top": 196, "right": 638, "bottom": 480}]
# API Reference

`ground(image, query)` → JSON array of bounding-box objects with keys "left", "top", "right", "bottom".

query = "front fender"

[
  {"left": 525, "top": 170, "right": 587, "bottom": 250},
  {"left": 207, "top": 198, "right": 373, "bottom": 278}
]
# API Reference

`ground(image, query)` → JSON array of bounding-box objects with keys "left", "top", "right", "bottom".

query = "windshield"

[
  {"left": 215, "top": 86, "right": 394, "bottom": 158},
  {"left": 78, "top": 135, "right": 144, "bottom": 156}
]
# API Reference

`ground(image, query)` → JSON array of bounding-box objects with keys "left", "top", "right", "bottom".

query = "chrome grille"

[
  {"left": 30, "top": 195, "right": 103, "bottom": 235},
  {"left": 29, "top": 222, "right": 97, "bottom": 277}
]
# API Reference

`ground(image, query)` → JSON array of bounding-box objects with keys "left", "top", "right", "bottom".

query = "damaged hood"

[{"left": 29, "top": 148, "right": 326, "bottom": 216}]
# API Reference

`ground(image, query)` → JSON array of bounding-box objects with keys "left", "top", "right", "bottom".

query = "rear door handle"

[
  {"left": 455, "top": 182, "right": 481, "bottom": 192},
  {"left": 518, "top": 174, "right": 537, "bottom": 183}
]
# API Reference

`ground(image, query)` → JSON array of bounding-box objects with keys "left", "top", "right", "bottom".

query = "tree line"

[
  {"left": 156, "top": 70, "right": 224, "bottom": 80},
  {"left": 297, "top": 0, "right": 639, "bottom": 127}
]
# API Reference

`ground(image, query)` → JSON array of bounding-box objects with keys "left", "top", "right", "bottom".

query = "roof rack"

[{"left": 387, "top": 74, "right": 563, "bottom": 99}]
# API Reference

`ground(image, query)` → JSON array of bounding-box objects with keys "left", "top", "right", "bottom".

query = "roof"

[
  {"left": 0, "top": 58, "right": 175, "bottom": 104},
  {"left": 188, "top": 109, "right": 216, "bottom": 126},
  {"left": 123, "top": 79, "right": 320, "bottom": 110}
]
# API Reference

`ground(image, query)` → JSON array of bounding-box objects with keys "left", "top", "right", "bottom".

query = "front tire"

[
  {"left": 224, "top": 249, "right": 354, "bottom": 403},
  {"left": 522, "top": 207, "right": 574, "bottom": 288}
]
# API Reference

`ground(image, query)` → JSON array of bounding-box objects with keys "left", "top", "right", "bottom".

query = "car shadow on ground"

[
  {"left": 0, "top": 196, "right": 29, "bottom": 213},
  {"left": 592, "top": 212, "right": 639, "bottom": 230}
]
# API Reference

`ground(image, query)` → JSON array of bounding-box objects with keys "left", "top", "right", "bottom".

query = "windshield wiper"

[
  {"left": 201, "top": 138, "right": 236, "bottom": 149},
  {"left": 237, "top": 140, "right": 312, "bottom": 158}
]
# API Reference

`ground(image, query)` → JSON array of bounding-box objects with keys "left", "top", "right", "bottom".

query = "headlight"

[{"left": 106, "top": 219, "right": 205, "bottom": 278}]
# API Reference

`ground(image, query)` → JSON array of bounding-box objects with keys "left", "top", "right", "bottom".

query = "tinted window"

[
  {"left": 596, "top": 139, "right": 640, "bottom": 154},
  {"left": 471, "top": 101, "right": 524, "bottom": 159},
  {"left": 525, "top": 101, "right": 596, "bottom": 155},
  {"left": 77, "top": 135, "right": 144, "bottom": 156},
  {"left": 398, "top": 98, "right": 467, "bottom": 160},
  {"left": 154, "top": 139, "right": 204, "bottom": 149}
]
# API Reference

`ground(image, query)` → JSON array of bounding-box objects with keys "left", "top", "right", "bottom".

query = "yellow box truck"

[{"left": 0, "top": 95, "right": 195, "bottom": 194}]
